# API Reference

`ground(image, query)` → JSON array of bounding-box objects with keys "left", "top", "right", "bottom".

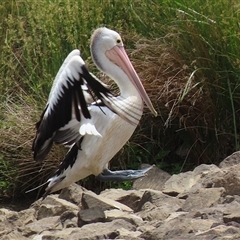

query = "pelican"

[{"left": 32, "top": 27, "right": 157, "bottom": 197}]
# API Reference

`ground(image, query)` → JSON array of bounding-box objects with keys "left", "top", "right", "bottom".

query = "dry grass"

[{"left": 0, "top": 95, "right": 67, "bottom": 198}]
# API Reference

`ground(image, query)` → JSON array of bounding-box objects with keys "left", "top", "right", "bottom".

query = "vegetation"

[{"left": 0, "top": 0, "right": 239, "bottom": 198}]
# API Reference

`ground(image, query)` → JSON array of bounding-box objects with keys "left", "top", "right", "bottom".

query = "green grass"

[
  {"left": 0, "top": 0, "right": 239, "bottom": 198},
  {"left": 0, "top": 154, "right": 16, "bottom": 198}
]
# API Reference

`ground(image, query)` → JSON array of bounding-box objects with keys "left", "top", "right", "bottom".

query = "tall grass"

[{"left": 0, "top": 0, "right": 239, "bottom": 198}]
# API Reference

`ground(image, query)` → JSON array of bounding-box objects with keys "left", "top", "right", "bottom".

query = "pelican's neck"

[
  {"left": 97, "top": 53, "right": 142, "bottom": 100},
  {"left": 104, "top": 60, "right": 144, "bottom": 125},
  {"left": 113, "top": 65, "right": 141, "bottom": 97}
]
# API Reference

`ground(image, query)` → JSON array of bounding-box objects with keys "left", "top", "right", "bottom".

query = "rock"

[
  {"left": 82, "top": 191, "right": 133, "bottom": 212},
  {"left": 1, "top": 230, "right": 28, "bottom": 240},
  {"left": 190, "top": 198, "right": 240, "bottom": 225},
  {"left": 182, "top": 187, "right": 226, "bottom": 212},
  {"left": 136, "top": 189, "right": 185, "bottom": 222},
  {"left": 165, "top": 211, "right": 189, "bottom": 222},
  {"left": 104, "top": 209, "right": 143, "bottom": 226},
  {"left": 132, "top": 164, "right": 171, "bottom": 191},
  {"left": 77, "top": 206, "right": 106, "bottom": 227},
  {"left": 162, "top": 171, "right": 194, "bottom": 196},
  {"left": 137, "top": 221, "right": 157, "bottom": 235},
  {"left": 0, "top": 208, "right": 19, "bottom": 235},
  {"left": 225, "top": 221, "right": 240, "bottom": 228},
  {"left": 114, "top": 227, "right": 143, "bottom": 239},
  {"left": 32, "top": 235, "right": 44, "bottom": 240},
  {"left": 0, "top": 207, "right": 36, "bottom": 238},
  {"left": 162, "top": 164, "right": 220, "bottom": 196},
  {"left": 219, "top": 151, "right": 240, "bottom": 168},
  {"left": 223, "top": 212, "right": 240, "bottom": 224},
  {"left": 192, "top": 207, "right": 223, "bottom": 223},
  {"left": 201, "top": 164, "right": 240, "bottom": 196},
  {"left": 35, "top": 219, "right": 137, "bottom": 240},
  {"left": 59, "top": 210, "right": 78, "bottom": 228},
  {"left": 138, "top": 205, "right": 178, "bottom": 222},
  {"left": 192, "top": 163, "right": 220, "bottom": 175},
  {"left": 18, "top": 208, "right": 36, "bottom": 225},
  {"left": 35, "top": 195, "right": 79, "bottom": 219},
  {"left": 219, "top": 199, "right": 240, "bottom": 215},
  {"left": 59, "top": 183, "right": 85, "bottom": 206},
  {"left": 100, "top": 188, "right": 144, "bottom": 211},
  {"left": 140, "top": 215, "right": 216, "bottom": 240},
  {"left": 22, "top": 216, "right": 61, "bottom": 237},
  {"left": 137, "top": 189, "right": 184, "bottom": 211},
  {"left": 221, "top": 194, "right": 240, "bottom": 204},
  {"left": 195, "top": 224, "right": 240, "bottom": 238}
]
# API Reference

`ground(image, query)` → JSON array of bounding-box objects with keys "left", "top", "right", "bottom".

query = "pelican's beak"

[{"left": 106, "top": 46, "right": 158, "bottom": 117}]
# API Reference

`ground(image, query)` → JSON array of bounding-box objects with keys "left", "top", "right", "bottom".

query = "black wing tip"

[
  {"left": 33, "top": 140, "right": 53, "bottom": 162},
  {"left": 42, "top": 188, "right": 51, "bottom": 199},
  {"left": 33, "top": 153, "right": 44, "bottom": 162}
]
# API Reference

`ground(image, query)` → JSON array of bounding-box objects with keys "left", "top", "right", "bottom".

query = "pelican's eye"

[{"left": 116, "top": 38, "right": 121, "bottom": 44}]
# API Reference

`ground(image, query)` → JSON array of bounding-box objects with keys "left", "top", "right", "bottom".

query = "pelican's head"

[
  {"left": 90, "top": 27, "right": 158, "bottom": 117},
  {"left": 91, "top": 27, "right": 123, "bottom": 52},
  {"left": 90, "top": 27, "right": 124, "bottom": 72}
]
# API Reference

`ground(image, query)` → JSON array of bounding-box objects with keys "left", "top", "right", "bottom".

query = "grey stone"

[
  {"left": 35, "top": 195, "right": 79, "bottom": 219},
  {"left": 162, "top": 164, "right": 220, "bottom": 196},
  {"left": 82, "top": 191, "right": 133, "bottom": 212},
  {"left": 223, "top": 212, "right": 240, "bottom": 224},
  {"left": 59, "top": 210, "right": 78, "bottom": 228},
  {"left": 23, "top": 216, "right": 61, "bottom": 237},
  {"left": 219, "top": 151, "right": 240, "bottom": 168},
  {"left": 34, "top": 219, "right": 137, "bottom": 240},
  {"left": 58, "top": 183, "right": 85, "bottom": 206},
  {"left": 132, "top": 164, "right": 171, "bottom": 191},
  {"left": 140, "top": 215, "right": 216, "bottom": 240},
  {"left": 100, "top": 188, "right": 144, "bottom": 211},
  {"left": 104, "top": 209, "right": 143, "bottom": 227},
  {"left": 1, "top": 230, "right": 29, "bottom": 240},
  {"left": 77, "top": 206, "right": 106, "bottom": 227},
  {"left": 201, "top": 164, "right": 240, "bottom": 196},
  {"left": 195, "top": 224, "right": 240, "bottom": 238},
  {"left": 182, "top": 187, "right": 226, "bottom": 212},
  {"left": 137, "top": 189, "right": 184, "bottom": 211}
]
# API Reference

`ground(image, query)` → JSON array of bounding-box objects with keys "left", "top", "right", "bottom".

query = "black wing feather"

[
  {"left": 74, "top": 75, "right": 91, "bottom": 119},
  {"left": 81, "top": 66, "right": 111, "bottom": 101},
  {"left": 73, "top": 87, "right": 81, "bottom": 122},
  {"left": 33, "top": 77, "right": 85, "bottom": 161},
  {"left": 56, "top": 137, "right": 83, "bottom": 176}
]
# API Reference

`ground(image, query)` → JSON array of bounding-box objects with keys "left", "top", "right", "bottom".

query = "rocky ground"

[{"left": 1, "top": 151, "right": 240, "bottom": 240}]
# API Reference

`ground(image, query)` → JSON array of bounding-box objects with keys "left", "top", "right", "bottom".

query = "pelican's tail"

[{"left": 42, "top": 175, "right": 66, "bottom": 199}]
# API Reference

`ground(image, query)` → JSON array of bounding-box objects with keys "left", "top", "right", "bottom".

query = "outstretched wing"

[
  {"left": 32, "top": 49, "right": 141, "bottom": 162},
  {"left": 32, "top": 49, "right": 112, "bottom": 162}
]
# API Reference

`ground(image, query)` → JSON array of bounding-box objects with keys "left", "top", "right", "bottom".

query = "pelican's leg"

[{"left": 96, "top": 165, "right": 153, "bottom": 182}]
